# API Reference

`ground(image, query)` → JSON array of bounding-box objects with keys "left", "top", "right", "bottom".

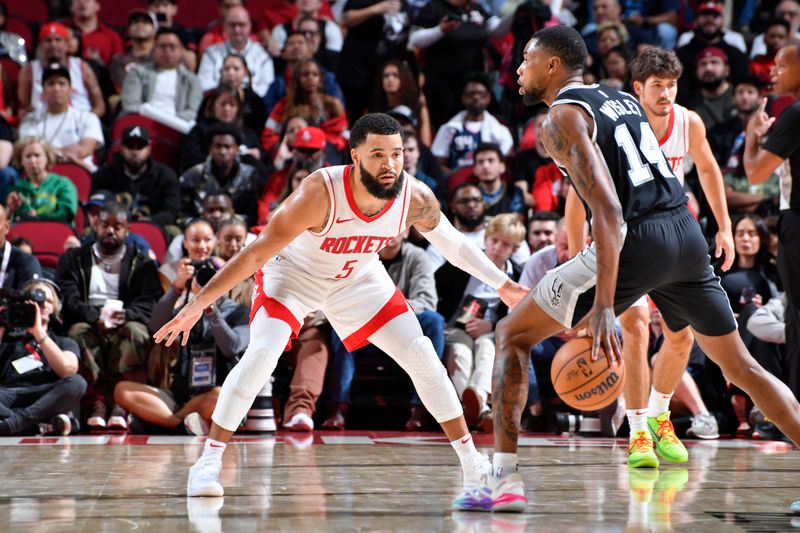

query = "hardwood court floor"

[{"left": 0, "top": 431, "right": 798, "bottom": 532}]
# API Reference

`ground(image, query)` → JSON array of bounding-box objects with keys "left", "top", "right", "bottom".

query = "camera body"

[
  {"left": 0, "top": 288, "right": 46, "bottom": 330},
  {"left": 189, "top": 259, "right": 218, "bottom": 288}
]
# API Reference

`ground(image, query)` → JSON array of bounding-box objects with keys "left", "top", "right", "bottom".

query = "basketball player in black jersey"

[{"left": 453, "top": 25, "right": 800, "bottom": 513}]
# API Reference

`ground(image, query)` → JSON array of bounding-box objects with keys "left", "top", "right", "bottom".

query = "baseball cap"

[
  {"left": 42, "top": 63, "right": 71, "bottom": 84},
  {"left": 696, "top": 46, "right": 728, "bottom": 64},
  {"left": 121, "top": 125, "right": 150, "bottom": 147},
  {"left": 696, "top": 2, "right": 723, "bottom": 15},
  {"left": 39, "top": 22, "right": 70, "bottom": 41},
  {"left": 386, "top": 105, "right": 418, "bottom": 128},
  {"left": 83, "top": 190, "right": 115, "bottom": 210},
  {"left": 293, "top": 126, "right": 325, "bottom": 150}
]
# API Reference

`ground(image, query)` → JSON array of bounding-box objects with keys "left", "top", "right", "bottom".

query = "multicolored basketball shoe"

[
  {"left": 451, "top": 473, "right": 528, "bottom": 512},
  {"left": 452, "top": 484, "right": 495, "bottom": 512},
  {"left": 648, "top": 411, "right": 689, "bottom": 463},
  {"left": 628, "top": 430, "right": 659, "bottom": 468},
  {"left": 491, "top": 473, "right": 528, "bottom": 513}
]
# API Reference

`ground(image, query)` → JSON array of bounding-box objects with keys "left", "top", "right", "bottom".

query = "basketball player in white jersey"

[
  {"left": 565, "top": 47, "right": 736, "bottom": 467},
  {"left": 154, "top": 113, "right": 529, "bottom": 497}
]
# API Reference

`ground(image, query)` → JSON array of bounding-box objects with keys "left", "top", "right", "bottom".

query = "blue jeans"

[
  {"left": 527, "top": 336, "right": 565, "bottom": 407},
  {"left": 324, "top": 310, "right": 445, "bottom": 406}
]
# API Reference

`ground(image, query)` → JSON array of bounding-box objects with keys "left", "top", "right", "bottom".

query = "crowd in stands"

[{"left": 0, "top": 0, "right": 798, "bottom": 442}]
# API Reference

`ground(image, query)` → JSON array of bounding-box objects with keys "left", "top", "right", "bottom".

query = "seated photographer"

[
  {"left": 0, "top": 205, "right": 42, "bottom": 288},
  {"left": 115, "top": 265, "right": 250, "bottom": 436},
  {"left": 159, "top": 219, "right": 222, "bottom": 296},
  {"left": 0, "top": 279, "right": 86, "bottom": 436},
  {"left": 435, "top": 214, "right": 524, "bottom": 432},
  {"left": 55, "top": 201, "right": 163, "bottom": 431}
]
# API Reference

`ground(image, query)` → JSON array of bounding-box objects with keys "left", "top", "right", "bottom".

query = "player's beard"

[
  {"left": 359, "top": 162, "right": 405, "bottom": 200},
  {"left": 523, "top": 90, "right": 543, "bottom": 106}
]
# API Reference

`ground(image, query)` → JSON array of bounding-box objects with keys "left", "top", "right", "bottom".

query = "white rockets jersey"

[
  {"left": 659, "top": 103, "right": 690, "bottom": 185},
  {"left": 273, "top": 164, "right": 411, "bottom": 280}
]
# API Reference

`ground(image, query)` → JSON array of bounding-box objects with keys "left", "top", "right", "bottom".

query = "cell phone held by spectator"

[{"left": 451, "top": 295, "right": 489, "bottom": 329}]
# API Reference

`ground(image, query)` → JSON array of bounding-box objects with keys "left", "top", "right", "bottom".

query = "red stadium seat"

[
  {"left": 110, "top": 114, "right": 183, "bottom": 169},
  {"left": 101, "top": 0, "right": 147, "bottom": 28},
  {"left": 129, "top": 221, "right": 167, "bottom": 264},
  {"left": 8, "top": 220, "right": 76, "bottom": 268},
  {"left": 51, "top": 163, "right": 92, "bottom": 203},
  {"left": 174, "top": 0, "right": 219, "bottom": 29},
  {"left": 5, "top": 0, "right": 47, "bottom": 26}
]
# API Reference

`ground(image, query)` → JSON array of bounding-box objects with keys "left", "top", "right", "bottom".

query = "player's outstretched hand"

[
  {"left": 584, "top": 306, "right": 622, "bottom": 366},
  {"left": 498, "top": 280, "right": 531, "bottom": 310},
  {"left": 715, "top": 228, "right": 735, "bottom": 272},
  {"left": 153, "top": 303, "right": 203, "bottom": 347}
]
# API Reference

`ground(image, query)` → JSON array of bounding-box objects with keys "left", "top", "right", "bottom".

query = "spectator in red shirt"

[
  {"left": 257, "top": 125, "right": 326, "bottom": 224},
  {"left": 68, "top": 0, "right": 123, "bottom": 67},
  {"left": 751, "top": 18, "right": 791, "bottom": 92}
]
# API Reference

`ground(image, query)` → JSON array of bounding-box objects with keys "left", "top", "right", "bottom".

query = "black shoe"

[{"left": 38, "top": 414, "right": 71, "bottom": 436}]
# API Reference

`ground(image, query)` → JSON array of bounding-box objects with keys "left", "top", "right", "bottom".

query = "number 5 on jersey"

[{"left": 336, "top": 260, "right": 357, "bottom": 279}]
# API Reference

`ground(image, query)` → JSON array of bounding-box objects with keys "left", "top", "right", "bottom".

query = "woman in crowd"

[
  {"left": 7, "top": 137, "right": 77, "bottom": 225},
  {"left": 262, "top": 59, "right": 348, "bottom": 153},
  {"left": 368, "top": 59, "right": 431, "bottom": 145},
  {"left": 215, "top": 215, "right": 252, "bottom": 307},
  {"left": 158, "top": 219, "right": 221, "bottom": 296},
  {"left": 198, "top": 54, "right": 267, "bottom": 136},
  {"left": 180, "top": 84, "right": 262, "bottom": 172}
]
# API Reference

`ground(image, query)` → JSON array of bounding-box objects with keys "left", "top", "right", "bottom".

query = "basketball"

[{"left": 551, "top": 337, "right": 625, "bottom": 411}]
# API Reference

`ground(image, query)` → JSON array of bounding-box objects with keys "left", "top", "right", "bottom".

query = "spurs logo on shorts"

[{"left": 549, "top": 277, "right": 564, "bottom": 307}]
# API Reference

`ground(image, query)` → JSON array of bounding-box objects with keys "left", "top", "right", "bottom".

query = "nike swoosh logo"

[
  {"left": 461, "top": 435, "right": 472, "bottom": 444},
  {"left": 209, "top": 443, "right": 225, "bottom": 448},
  {"left": 335, "top": 217, "right": 355, "bottom": 224},
  {"left": 634, "top": 410, "right": 647, "bottom": 416}
]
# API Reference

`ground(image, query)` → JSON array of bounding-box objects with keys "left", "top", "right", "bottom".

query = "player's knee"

[
  {"left": 620, "top": 307, "right": 649, "bottom": 341},
  {"left": 664, "top": 328, "right": 694, "bottom": 356},
  {"left": 406, "top": 336, "right": 447, "bottom": 389}
]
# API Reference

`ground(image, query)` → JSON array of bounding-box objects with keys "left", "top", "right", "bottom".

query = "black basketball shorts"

[{"left": 531, "top": 206, "right": 737, "bottom": 336}]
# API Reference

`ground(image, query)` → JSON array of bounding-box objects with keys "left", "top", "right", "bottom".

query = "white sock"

[
  {"left": 451, "top": 433, "right": 481, "bottom": 465},
  {"left": 202, "top": 438, "right": 227, "bottom": 460},
  {"left": 626, "top": 409, "right": 648, "bottom": 438},
  {"left": 647, "top": 388, "right": 673, "bottom": 418},
  {"left": 492, "top": 452, "right": 518, "bottom": 479}
]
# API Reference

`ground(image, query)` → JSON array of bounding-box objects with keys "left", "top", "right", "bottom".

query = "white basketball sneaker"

[
  {"left": 463, "top": 452, "right": 492, "bottom": 489},
  {"left": 187, "top": 455, "right": 224, "bottom": 497}
]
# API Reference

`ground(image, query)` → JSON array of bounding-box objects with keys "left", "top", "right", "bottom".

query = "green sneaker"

[
  {"left": 628, "top": 430, "right": 660, "bottom": 468},
  {"left": 648, "top": 411, "right": 689, "bottom": 463}
]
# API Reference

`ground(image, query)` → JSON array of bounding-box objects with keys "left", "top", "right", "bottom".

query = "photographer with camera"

[
  {"left": 55, "top": 201, "right": 163, "bottom": 430},
  {"left": 158, "top": 219, "right": 222, "bottom": 296},
  {"left": 0, "top": 204, "right": 42, "bottom": 288},
  {"left": 0, "top": 279, "right": 86, "bottom": 436},
  {"left": 116, "top": 227, "right": 250, "bottom": 435}
]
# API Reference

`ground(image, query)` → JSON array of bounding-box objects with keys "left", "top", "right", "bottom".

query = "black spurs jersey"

[{"left": 551, "top": 84, "right": 686, "bottom": 222}]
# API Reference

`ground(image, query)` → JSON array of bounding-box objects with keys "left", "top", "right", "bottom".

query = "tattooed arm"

[
  {"left": 540, "top": 105, "right": 623, "bottom": 362},
  {"left": 409, "top": 177, "right": 529, "bottom": 308}
]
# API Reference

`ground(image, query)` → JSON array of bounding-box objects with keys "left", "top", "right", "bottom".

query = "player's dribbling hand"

[
  {"left": 585, "top": 306, "right": 622, "bottom": 366},
  {"left": 153, "top": 303, "right": 203, "bottom": 347},
  {"left": 498, "top": 280, "right": 531, "bottom": 310},
  {"left": 715, "top": 229, "right": 735, "bottom": 272}
]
